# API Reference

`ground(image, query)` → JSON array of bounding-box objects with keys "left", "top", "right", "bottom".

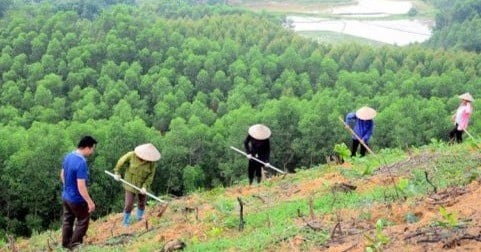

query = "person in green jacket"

[{"left": 113, "top": 143, "right": 161, "bottom": 226}]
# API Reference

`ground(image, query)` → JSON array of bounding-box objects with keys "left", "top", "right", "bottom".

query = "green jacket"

[{"left": 113, "top": 151, "right": 156, "bottom": 193}]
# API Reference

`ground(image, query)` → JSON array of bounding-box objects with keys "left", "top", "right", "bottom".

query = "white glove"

[
  {"left": 246, "top": 154, "right": 252, "bottom": 159},
  {"left": 114, "top": 173, "right": 121, "bottom": 181},
  {"left": 265, "top": 163, "right": 271, "bottom": 168},
  {"left": 140, "top": 187, "right": 147, "bottom": 195}
]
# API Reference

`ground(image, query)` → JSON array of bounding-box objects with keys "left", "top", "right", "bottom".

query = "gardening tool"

[
  {"left": 338, "top": 116, "right": 375, "bottom": 155},
  {"left": 464, "top": 129, "right": 475, "bottom": 140},
  {"left": 230, "top": 146, "right": 285, "bottom": 174},
  {"left": 105, "top": 170, "right": 168, "bottom": 204}
]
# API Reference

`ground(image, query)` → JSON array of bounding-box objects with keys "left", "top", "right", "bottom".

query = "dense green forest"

[
  {"left": 0, "top": 0, "right": 480, "bottom": 239},
  {"left": 427, "top": 0, "right": 481, "bottom": 52}
]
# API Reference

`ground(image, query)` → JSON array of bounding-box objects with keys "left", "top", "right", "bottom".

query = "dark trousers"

[
  {"left": 124, "top": 190, "right": 147, "bottom": 213},
  {"left": 62, "top": 200, "right": 90, "bottom": 249},
  {"left": 351, "top": 139, "right": 368, "bottom": 157},
  {"left": 449, "top": 124, "right": 463, "bottom": 143},
  {"left": 248, "top": 160, "right": 263, "bottom": 185}
]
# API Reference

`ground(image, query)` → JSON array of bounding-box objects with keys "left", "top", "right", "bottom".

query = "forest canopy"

[
  {"left": 427, "top": 0, "right": 481, "bottom": 52},
  {"left": 0, "top": 0, "right": 480, "bottom": 238}
]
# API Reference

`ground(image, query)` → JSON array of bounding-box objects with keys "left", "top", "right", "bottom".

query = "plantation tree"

[
  {"left": 305, "top": 49, "right": 324, "bottom": 84},
  {"left": 1, "top": 123, "right": 70, "bottom": 236},
  {"left": 374, "top": 96, "right": 448, "bottom": 148},
  {"left": 71, "top": 87, "right": 105, "bottom": 121},
  {"left": 182, "top": 165, "right": 205, "bottom": 193},
  {"left": 124, "top": 61, "right": 142, "bottom": 89},
  {"left": 278, "top": 46, "right": 303, "bottom": 73},
  {"left": 157, "top": 117, "right": 192, "bottom": 194},
  {"left": 258, "top": 97, "right": 304, "bottom": 171},
  {"left": 212, "top": 70, "right": 230, "bottom": 94},
  {"left": 352, "top": 47, "right": 376, "bottom": 72},
  {"left": 293, "top": 90, "right": 354, "bottom": 167},
  {"left": 195, "top": 69, "right": 211, "bottom": 94},
  {"left": 26, "top": 61, "right": 43, "bottom": 83},
  {"left": 212, "top": 105, "right": 257, "bottom": 185},
  {"left": 319, "top": 57, "right": 339, "bottom": 87},
  {"left": 0, "top": 80, "right": 22, "bottom": 107}
]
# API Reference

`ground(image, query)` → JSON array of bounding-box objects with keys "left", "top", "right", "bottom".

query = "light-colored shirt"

[{"left": 455, "top": 103, "right": 472, "bottom": 130}]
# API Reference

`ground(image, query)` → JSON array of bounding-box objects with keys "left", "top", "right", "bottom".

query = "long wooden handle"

[
  {"left": 105, "top": 170, "right": 168, "bottom": 203},
  {"left": 338, "top": 116, "right": 375, "bottom": 155},
  {"left": 464, "top": 129, "right": 475, "bottom": 139},
  {"left": 230, "top": 146, "right": 286, "bottom": 174}
]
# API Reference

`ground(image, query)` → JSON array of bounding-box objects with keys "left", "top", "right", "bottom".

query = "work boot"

[
  {"left": 136, "top": 209, "right": 144, "bottom": 221},
  {"left": 122, "top": 212, "right": 131, "bottom": 226}
]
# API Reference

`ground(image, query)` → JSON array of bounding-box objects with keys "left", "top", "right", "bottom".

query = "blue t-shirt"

[
  {"left": 62, "top": 151, "right": 89, "bottom": 203},
  {"left": 345, "top": 112, "right": 374, "bottom": 142}
]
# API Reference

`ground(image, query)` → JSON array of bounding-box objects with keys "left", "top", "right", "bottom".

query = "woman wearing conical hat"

[
  {"left": 113, "top": 143, "right": 161, "bottom": 226},
  {"left": 244, "top": 124, "right": 271, "bottom": 185},
  {"left": 345, "top": 106, "right": 376, "bottom": 157},
  {"left": 449, "top": 92, "right": 474, "bottom": 143}
]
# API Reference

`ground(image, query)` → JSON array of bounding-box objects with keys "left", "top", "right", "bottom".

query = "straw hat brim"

[
  {"left": 356, "top": 106, "right": 377, "bottom": 120},
  {"left": 459, "top": 93, "right": 474, "bottom": 102},
  {"left": 134, "top": 143, "right": 161, "bottom": 162},
  {"left": 248, "top": 124, "right": 271, "bottom": 140}
]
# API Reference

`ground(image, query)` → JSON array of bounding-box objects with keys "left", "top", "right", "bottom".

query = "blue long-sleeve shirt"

[{"left": 345, "top": 112, "right": 374, "bottom": 142}]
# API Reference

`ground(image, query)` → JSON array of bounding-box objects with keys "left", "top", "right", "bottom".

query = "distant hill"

[{"left": 426, "top": 0, "right": 481, "bottom": 52}]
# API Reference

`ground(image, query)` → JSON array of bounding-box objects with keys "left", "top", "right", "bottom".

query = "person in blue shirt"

[
  {"left": 60, "top": 136, "right": 97, "bottom": 250},
  {"left": 345, "top": 106, "right": 376, "bottom": 157}
]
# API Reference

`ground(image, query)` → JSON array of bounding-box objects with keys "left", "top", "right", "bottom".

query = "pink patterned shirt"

[{"left": 455, "top": 102, "right": 472, "bottom": 130}]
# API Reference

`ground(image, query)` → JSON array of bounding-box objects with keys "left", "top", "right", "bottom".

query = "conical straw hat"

[
  {"left": 355, "top": 106, "right": 377, "bottom": 120},
  {"left": 459, "top": 92, "right": 474, "bottom": 102},
  {"left": 134, "top": 143, "right": 161, "bottom": 162},
  {"left": 248, "top": 124, "right": 271, "bottom": 140}
]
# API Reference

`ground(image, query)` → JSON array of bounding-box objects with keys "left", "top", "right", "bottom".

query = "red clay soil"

[
  {"left": 87, "top": 176, "right": 481, "bottom": 251},
  {"left": 16, "top": 157, "right": 481, "bottom": 251},
  {"left": 289, "top": 180, "right": 481, "bottom": 252}
]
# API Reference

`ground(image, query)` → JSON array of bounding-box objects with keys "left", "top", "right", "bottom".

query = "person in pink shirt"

[{"left": 449, "top": 92, "right": 474, "bottom": 143}]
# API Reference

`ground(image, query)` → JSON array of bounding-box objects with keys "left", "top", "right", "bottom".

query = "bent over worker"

[
  {"left": 113, "top": 143, "right": 161, "bottom": 226},
  {"left": 244, "top": 124, "right": 271, "bottom": 185},
  {"left": 345, "top": 106, "right": 376, "bottom": 157}
]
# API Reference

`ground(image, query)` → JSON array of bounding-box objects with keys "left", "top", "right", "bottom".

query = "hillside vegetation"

[
  {"left": 427, "top": 0, "right": 481, "bottom": 52},
  {"left": 8, "top": 141, "right": 481, "bottom": 251},
  {"left": 1, "top": 0, "right": 481, "bottom": 241}
]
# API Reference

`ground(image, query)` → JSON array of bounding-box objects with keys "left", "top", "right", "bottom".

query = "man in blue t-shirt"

[{"left": 60, "top": 136, "right": 97, "bottom": 250}]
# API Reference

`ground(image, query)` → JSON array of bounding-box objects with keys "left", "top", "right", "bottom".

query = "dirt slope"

[{"left": 12, "top": 147, "right": 481, "bottom": 251}]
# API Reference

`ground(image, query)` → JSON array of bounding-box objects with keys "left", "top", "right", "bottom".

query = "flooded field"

[
  {"left": 287, "top": 0, "right": 433, "bottom": 46},
  {"left": 289, "top": 17, "right": 432, "bottom": 45}
]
